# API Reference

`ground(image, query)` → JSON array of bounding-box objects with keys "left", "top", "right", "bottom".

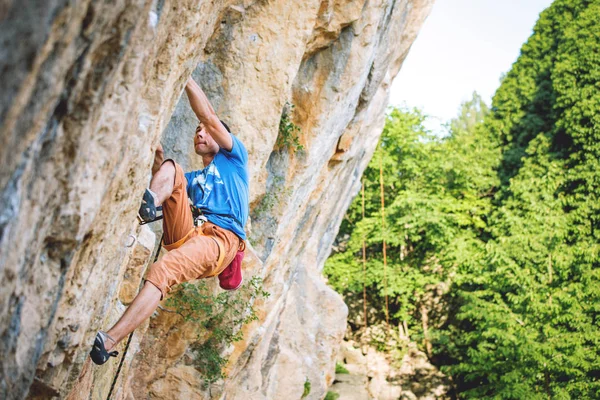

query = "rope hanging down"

[{"left": 106, "top": 233, "right": 164, "bottom": 400}]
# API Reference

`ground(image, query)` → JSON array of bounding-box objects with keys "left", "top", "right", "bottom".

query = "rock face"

[{"left": 0, "top": 0, "right": 434, "bottom": 399}]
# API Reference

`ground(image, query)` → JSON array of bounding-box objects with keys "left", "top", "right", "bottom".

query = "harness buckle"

[
  {"left": 190, "top": 204, "right": 206, "bottom": 227},
  {"left": 194, "top": 215, "right": 207, "bottom": 227}
]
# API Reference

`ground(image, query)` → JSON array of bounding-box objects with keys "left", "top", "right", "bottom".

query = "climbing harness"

[
  {"left": 138, "top": 203, "right": 206, "bottom": 227},
  {"left": 190, "top": 204, "right": 208, "bottom": 226},
  {"left": 138, "top": 202, "right": 230, "bottom": 276}
]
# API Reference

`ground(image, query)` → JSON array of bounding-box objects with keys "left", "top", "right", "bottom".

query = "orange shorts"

[{"left": 144, "top": 160, "right": 240, "bottom": 299}]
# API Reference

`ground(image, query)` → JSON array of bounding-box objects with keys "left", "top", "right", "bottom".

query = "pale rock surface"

[
  {"left": 332, "top": 373, "right": 370, "bottom": 400},
  {"left": 332, "top": 340, "right": 450, "bottom": 400},
  {"left": 0, "top": 0, "right": 434, "bottom": 399},
  {"left": 119, "top": 226, "right": 157, "bottom": 305}
]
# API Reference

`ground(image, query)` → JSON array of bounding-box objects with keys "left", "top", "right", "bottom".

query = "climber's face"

[{"left": 194, "top": 123, "right": 220, "bottom": 155}]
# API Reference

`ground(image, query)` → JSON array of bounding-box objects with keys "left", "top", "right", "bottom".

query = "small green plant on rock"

[
  {"left": 252, "top": 175, "right": 292, "bottom": 216},
  {"left": 302, "top": 378, "right": 311, "bottom": 398},
  {"left": 277, "top": 102, "right": 304, "bottom": 152},
  {"left": 335, "top": 362, "right": 349, "bottom": 374},
  {"left": 165, "top": 276, "right": 270, "bottom": 384},
  {"left": 324, "top": 391, "right": 340, "bottom": 400}
]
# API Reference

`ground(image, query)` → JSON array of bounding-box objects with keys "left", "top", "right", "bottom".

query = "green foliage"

[
  {"left": 449, "top": 92, "right": 490, "bottom": 135},
  {"left": 302, "top": 378, "right": 311, "bottom": 398},
  {"left": 335, "top": 362, "right": 349, "bottom": 374},
  {"left": 436, "top": 1, "right": 600, "bottom": 398},
  {"left": 326, "top": 2, "right": 600, "bottom": 397},
  {"left": 165, "top": 276, "right": 270, "bottom": 383},
  {"left": 325, "top": 95, "right": 493, "bottom": 333},
  {"left": 324, "top": 391, "right": 340, "bottom": 400},
  {"left": 277, "top": 102, "right": 304, "bottom": 152}
]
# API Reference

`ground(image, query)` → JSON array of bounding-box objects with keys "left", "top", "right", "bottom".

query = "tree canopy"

[{"left": 325, "top": 1, "right": 599, "bottom": 398}]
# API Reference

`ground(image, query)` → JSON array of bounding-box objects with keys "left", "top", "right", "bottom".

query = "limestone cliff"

[{"left": 0, "top": 0, "right": 433, "bottom": 399}]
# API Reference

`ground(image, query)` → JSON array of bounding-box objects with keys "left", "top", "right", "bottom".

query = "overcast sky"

[{"left": 389, "top": 0, "right": 554, "bottom": 131}]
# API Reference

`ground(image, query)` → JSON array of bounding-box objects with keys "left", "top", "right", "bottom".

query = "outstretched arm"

[{"left": 185, "top": 77, "right": 233, "bottom": 151}]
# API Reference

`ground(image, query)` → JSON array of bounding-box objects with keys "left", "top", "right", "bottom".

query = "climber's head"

[{"left": 193, "top": 120, "right": 231, "bottom": 156}]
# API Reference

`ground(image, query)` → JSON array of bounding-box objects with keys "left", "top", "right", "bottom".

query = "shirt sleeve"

[
  {"left": 220, "top": 133, "right": 248, "bottom": 167},
  {"left": 184, "top": 170, "right": 195, "bottom": 194}
]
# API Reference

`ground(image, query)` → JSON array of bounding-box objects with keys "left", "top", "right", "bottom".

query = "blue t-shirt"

[{"left": 185, "top": 134, "right": 249, "bottom": 240}]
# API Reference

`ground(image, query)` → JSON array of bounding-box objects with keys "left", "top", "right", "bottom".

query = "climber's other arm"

[{"left": 185, "top": 77, "right": 233, "bottom": 151}]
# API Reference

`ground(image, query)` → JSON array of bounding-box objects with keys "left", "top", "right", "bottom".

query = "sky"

[{"left": 389, "top": 0, "right": 554, "bottom": 132}]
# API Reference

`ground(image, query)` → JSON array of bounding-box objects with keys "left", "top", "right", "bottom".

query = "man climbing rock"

[{"left": 90, "top": 76, "right": 249, "bottom": 365}]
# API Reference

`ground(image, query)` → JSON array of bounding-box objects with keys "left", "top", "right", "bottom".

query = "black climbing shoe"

[
  {"left": 138, "top": 188, "right": 157, "bottom": 223},
  {"left": 90, "top": 331, "right": 119, "bottom": 365}
]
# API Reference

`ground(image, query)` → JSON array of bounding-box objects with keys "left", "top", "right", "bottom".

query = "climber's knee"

[{"left": 144, "top": 261, "right": 170, "bottom": 300}]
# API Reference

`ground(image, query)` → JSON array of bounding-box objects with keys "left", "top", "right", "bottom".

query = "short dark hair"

[
  {"left": 220, "top": 120, "right": 231, "bottom": 133},
  {"left": 196, "top": 120, "right": 231, "bottom": 133}
]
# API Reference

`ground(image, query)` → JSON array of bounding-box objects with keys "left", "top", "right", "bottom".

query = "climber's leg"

[
  {"left": 104, "top": 281, "right": 161, "bottom": 350},
  {"left": 98, "top": 223, "right": 235, "bottom": 356},
  {"left": 144, "top": 222, "right": 239, "bottom": 299},
  {"left": 89, "top": 282, "right": 161, "bottom": 364},
  {"left": 106, "top": 162, "right": 193, "bottom": 341},
  {"left": 149, "top": 160, "right": 175, "bottom": 205},
  {"left": 91, "top": 161, "right": 194, "bottom": 364},
  {"left": 156, "top": 160, "right": 194, "bottom": 245}
]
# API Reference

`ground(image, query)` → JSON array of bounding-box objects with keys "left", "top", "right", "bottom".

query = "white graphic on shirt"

[{"left": 192, "top": 163, "right": 224, "bottom": 201}]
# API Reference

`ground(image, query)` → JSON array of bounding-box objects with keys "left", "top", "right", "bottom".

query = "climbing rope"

[
  {"left": 106, "top": 233, "right": 164, "bottom": 400},
  {"left": 106, "top": 329, "right": 134, "bottom": 400}
]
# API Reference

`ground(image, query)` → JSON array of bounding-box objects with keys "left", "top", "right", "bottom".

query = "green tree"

[
  {"left": 437, "top": 1, "right": 600, "bottom": 398},
  {"left": 449, "top": 91, "right": 490, "bottom": 136},
  {"left": 325, "top": 93, "right": 493, "bottom": 337},
  {"left": 326, "top": 2, "right": 600, "bottom": 398}
]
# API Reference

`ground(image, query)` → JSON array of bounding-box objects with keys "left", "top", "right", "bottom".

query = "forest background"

[{"left": 324, "top": 0, "right": 600, "bottom": 398}]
